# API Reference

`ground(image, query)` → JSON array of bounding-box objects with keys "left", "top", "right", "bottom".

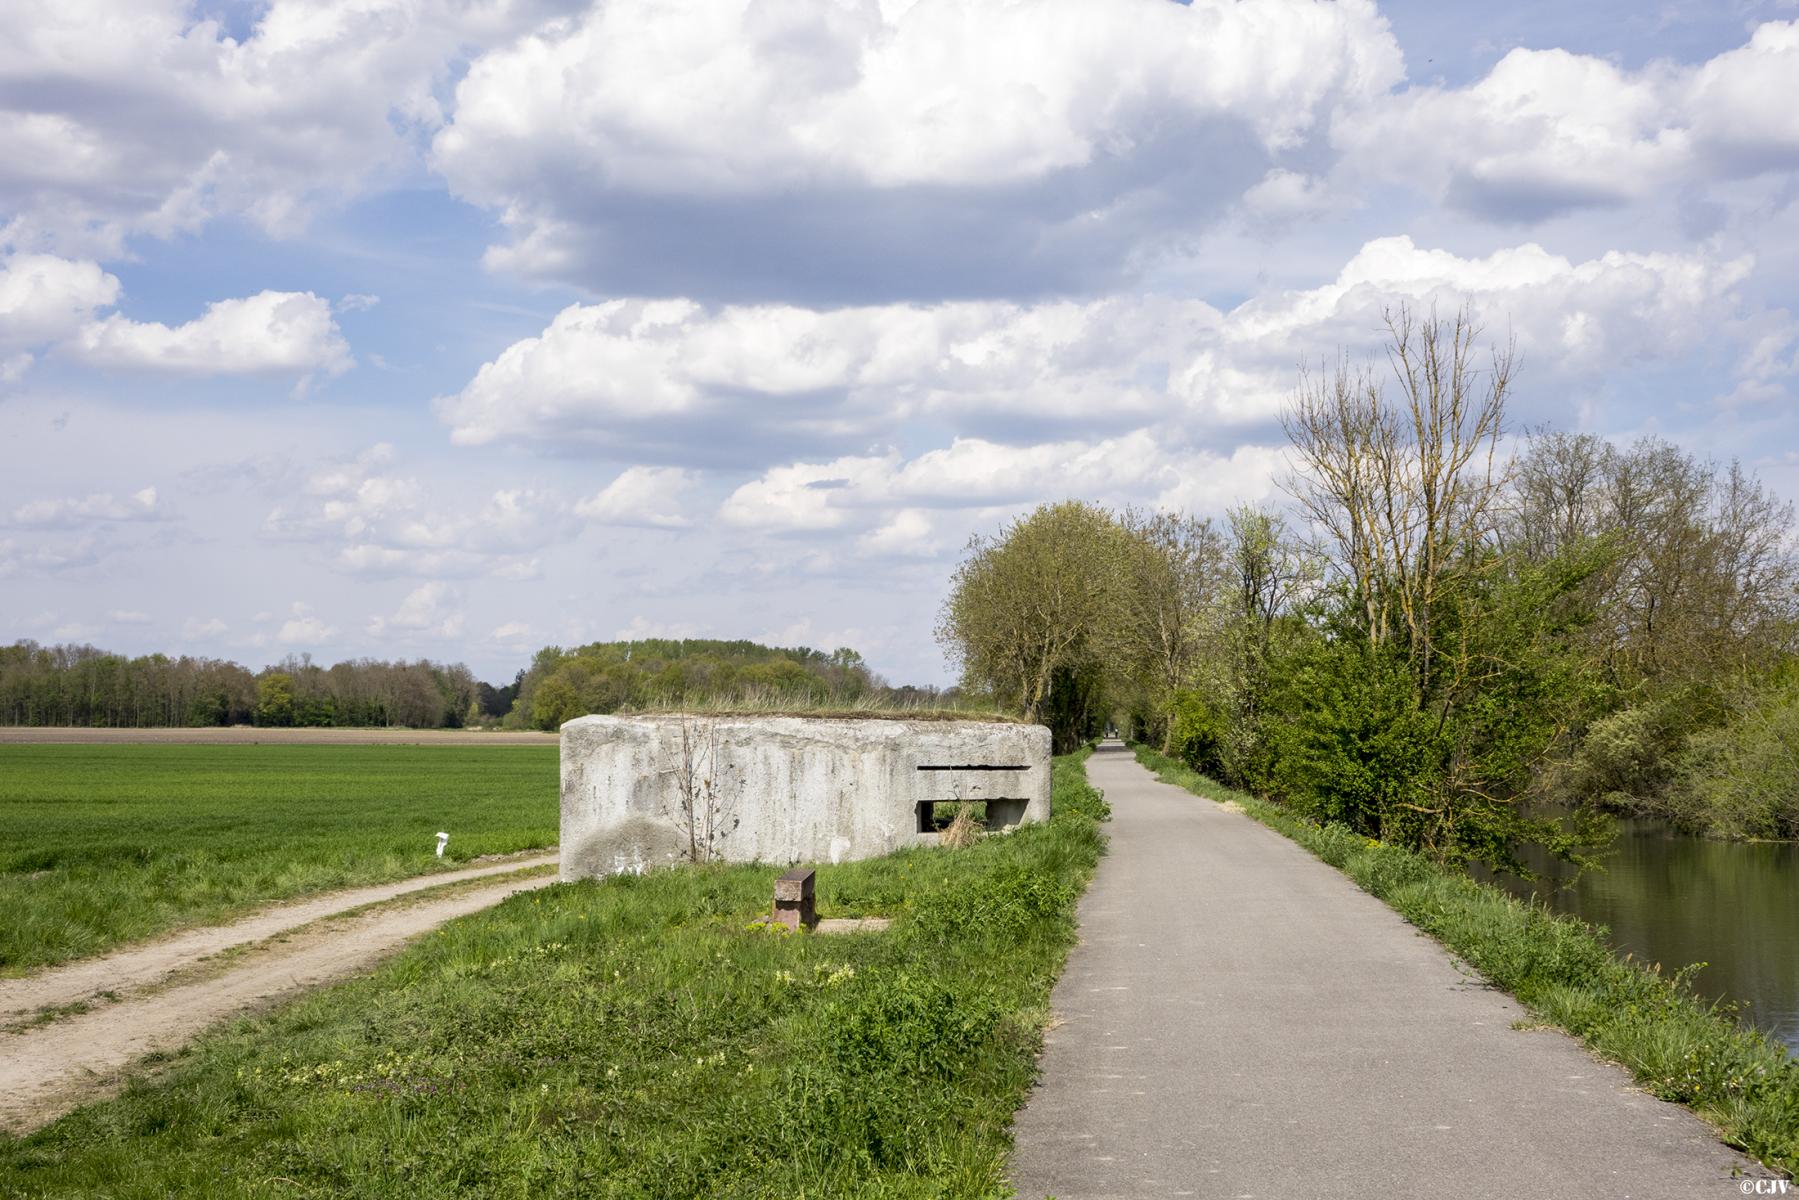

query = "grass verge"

[
  {"left": 0, "top": 751, "right": 1109, "bottom": 1198},
  {"left": 0, "top": 745, "right": 558, "bottom": 974},
  {"left": 1132, "top": 743, "right": 1799, "bottom": 1178}
]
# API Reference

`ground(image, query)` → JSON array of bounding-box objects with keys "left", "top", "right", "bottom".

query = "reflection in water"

[{"left": 1492, "top": 818, "right": 1799, "bottom": 1053}]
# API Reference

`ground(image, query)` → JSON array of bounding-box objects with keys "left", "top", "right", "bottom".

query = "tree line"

[
  {"left": 0, "top": 642, "right": 502, "bottom": 729},
  {"left": 938, "top": 306, "right": 1799, "bottom": 865},
  {"left": 0, "top": 637, "right": 934, "bottom": 732},
  {"left": 505, "top": 638, "right": 945, "bottom": 730}
]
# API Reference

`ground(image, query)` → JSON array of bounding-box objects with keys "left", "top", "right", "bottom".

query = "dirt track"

[
  {"left": 0, "top": 854, "right": 559, "bottom": 1135},
  {"left": 0, "top": 727, "right": 557, "bottom": 745}
]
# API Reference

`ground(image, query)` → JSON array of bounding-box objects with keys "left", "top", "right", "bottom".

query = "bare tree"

[
  {"left": 1114, "top": 508, "right": 1225, "bottom": 744},
  {"left": 665, "top": 715, "right": 742, "bottom": 863},
  {"left": 1504, "top": 428, "right": 1610, "bottom": 561},
  {"left": 1283, "top": 303, "right": 1513, "bottom": 689}
]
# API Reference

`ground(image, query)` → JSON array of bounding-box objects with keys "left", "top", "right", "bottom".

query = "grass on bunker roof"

[
  {"left": 612, "top": 691, "right": 1025, "bottom": 722},
  {"left": 0, "top": 751, "right": 1109, "bottom": 1199}
]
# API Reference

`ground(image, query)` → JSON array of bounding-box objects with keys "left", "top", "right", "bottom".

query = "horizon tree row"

[{"left": 0, "top": 643, "right": 504, "bottom": 730}]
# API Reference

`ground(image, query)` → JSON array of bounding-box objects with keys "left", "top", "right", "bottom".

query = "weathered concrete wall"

[{"left": 559, "top": 715, "right": 1052, "bottom": 879}]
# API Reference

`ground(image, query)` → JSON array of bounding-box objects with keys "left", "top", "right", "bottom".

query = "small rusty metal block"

[
  {"left": 774, "top": 867, "right": 814, "bottom": 903},
  {"left": 773, "top": 867, "right": 817, "bottom": 930}
]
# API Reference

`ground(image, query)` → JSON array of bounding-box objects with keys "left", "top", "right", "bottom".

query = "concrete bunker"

[{"left": 559, "top": 714, "right": 1052, "bottom": 879}]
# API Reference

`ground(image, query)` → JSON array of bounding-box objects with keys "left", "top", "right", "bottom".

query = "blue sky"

[{"left": 3, "top": 0, "right": 1798, "bottom": 687}]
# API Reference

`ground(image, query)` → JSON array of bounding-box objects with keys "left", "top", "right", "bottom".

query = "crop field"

[
  {"left": 0, "top": 745, "right": 559, "bottom": 974},
  {"left": 0, "top": 753, "right": 1109, "bottom": 1198}
]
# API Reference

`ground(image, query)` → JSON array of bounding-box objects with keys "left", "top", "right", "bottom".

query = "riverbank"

[
  {"left": 1492, "top": 814, "right": 1799, "bottom": 1054},
  {"left": 0, "top": 754, "right": 1108, "bottom": 1196},
  {"left": 1133, "top": 745, "right": 1799, "bottom": 1178}
]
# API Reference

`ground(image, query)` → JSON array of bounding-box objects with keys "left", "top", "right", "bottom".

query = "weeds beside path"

[
  {"left": 0, "top": 752, "right": 1109, "bottom": 1198},
  {"left": 1133, "top": 744, "right": 1799, "bottom": 1181}
]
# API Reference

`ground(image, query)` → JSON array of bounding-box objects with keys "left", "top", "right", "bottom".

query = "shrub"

[{"left": 1673, "top": 685, "right": 1799, "bottom": 839}]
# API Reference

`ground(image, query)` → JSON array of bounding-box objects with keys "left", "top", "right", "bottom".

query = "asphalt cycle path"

[{"left": 1008, "top": 741, "right": 1775, "bottom": 1199}]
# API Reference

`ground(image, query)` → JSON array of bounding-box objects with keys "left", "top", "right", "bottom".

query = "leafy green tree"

[
  {"left": 937, "top": 501, "right": 1128, "bottom": 751},
  {"left": 530, "top": 675, "right": 583, "bottom": 731},
  {"left": 255, "top": 673, "right": 297, "bottom": 727}
]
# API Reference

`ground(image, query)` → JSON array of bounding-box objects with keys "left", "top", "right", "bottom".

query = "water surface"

[{"left": 1497, "top": 818, "right": 1799, "bottom": 1053}]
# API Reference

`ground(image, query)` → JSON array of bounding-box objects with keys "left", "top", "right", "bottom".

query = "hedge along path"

[
  {"left": 0, "top": 858, "right": 556, "bottom": 1135},
  {"left": 1006, "top": 742, "right": 1778, "bottom": 1199}
]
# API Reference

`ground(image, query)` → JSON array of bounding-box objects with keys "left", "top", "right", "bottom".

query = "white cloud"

[
  {"left": 69, "top": 290, "right": 352, "bottom": 376},
  {"left": 719, "top": 453, "right": 895, "bottom": 532},
  {"left": 1217, "top": 236, "right": 1755, "bottom": 415},
  {"left": 393, "top": 490, "right": 576, "bottom": 555},
  {"left": 856, "top": 508, "right": 944, "bottom": 559},
  {"left": 0, "top": 519, "right": 171, "bottom": 578},
  {"left": 182, "top": 616, "right": 228, "bottom": 639},
  {"left": 1240, "top": 169, "right": 1338, "bottom": 223},
  {"left": 1335, "top": 21, "right": 1799, "bottom": 221},
  {"left": 338, "top": 293, "right": 380, "bottom": 313},
  {"left": 261, "top": 446, "right": 571, "bottom": 578},
  {"left": 0, "top": 0, "right": 576, "bottom": 257},
  {"left": 368, "top": 581, "right": 464, "bottom": 640},
  {"left": 335, "top": 544, "right": 543, "bottom": 580},
  {"left": 444, "top": 235, "right": 1751, "bottom": 460},
  {"left": 0, "top": 254, "right": 120, "bottom": 354},
  {"left": 575, "top": 466, "right": 700, "bottom": 528},
  {"left": 441, "top": 0, "right": 1398, "bottom": 193},
  {"left": 438, "top": 294, "right": 1221, "bottom": 457},
  {"left": 720, "top": 433, "right": 1287, "bottom": 535},
  {"left": 108, "top": 609, "right": 150, "bottom": 624},
  {"left": 434, "top": 0, "right": 1402, "bottom": 296},
  {"left": 11, "top": 486, "right": 162, "bottom": 529},
  {"left": 489, "top": 620, "right": 532, "bottom": 642},
  {"left": 275, "top": 602, "right": 337, "bottom": 645}
]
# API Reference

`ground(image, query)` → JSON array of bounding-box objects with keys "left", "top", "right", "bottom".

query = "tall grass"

[
  {"left": 0, "top": 752, "right": 1109, "bottom": 1197},
  {"left": 1133, "top": 743, "right": 1799, "bottom": 1177},
  {"left": 0, "top": 745, "right": 558, "bottom": 973},
  {"left": 619, "top": 688, "right": 1021, "bottom": 722}
]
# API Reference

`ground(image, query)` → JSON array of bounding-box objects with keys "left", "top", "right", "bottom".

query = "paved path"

[{"left": 1008, "top": 742, "right": 1773, "bottom": 1199}]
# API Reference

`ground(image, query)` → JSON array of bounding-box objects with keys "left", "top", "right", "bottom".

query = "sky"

[{"left": 3, "top": 0, "right": 1798, "bottom": 688}]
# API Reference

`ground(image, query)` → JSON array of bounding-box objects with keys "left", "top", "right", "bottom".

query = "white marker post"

[{"left": 435, "top": 831, "right": 449, "bottom": 858}]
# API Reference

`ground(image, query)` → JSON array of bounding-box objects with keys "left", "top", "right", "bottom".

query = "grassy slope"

[
  {"left": 1133, "top": 744, "right": 1799, "bottom": 1178},
  {"left": 0, "top": 745, "right": 559, "bottom": 973},
  {"left": 0, "top": 752, "right": 1109, "bottom": 1198}
]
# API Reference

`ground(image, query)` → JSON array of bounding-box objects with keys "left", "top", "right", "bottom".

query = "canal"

[{"left": 1496, "top": 816, "right": 1799, "bottom": 1053}]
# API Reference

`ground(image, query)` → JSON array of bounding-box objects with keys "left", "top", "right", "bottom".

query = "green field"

[
  {"left": 0, "top": 753, "right": 1108, "bottom": 1198},
  {"left": 0, "top": 745, "right": 559, "bottom": 974}
]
